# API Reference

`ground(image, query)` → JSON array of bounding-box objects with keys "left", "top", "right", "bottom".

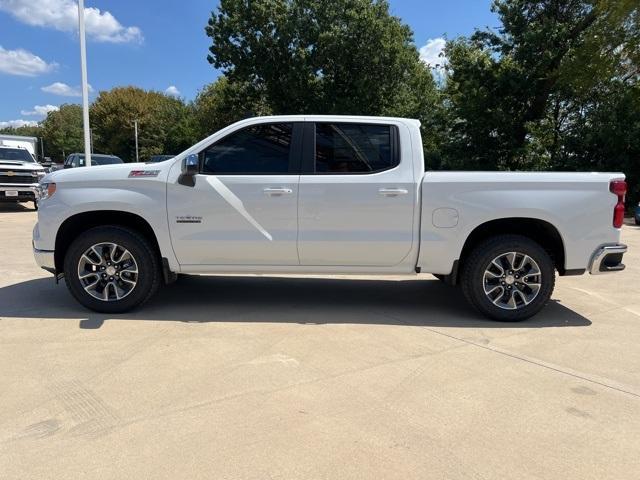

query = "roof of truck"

[{"left": 0, "top": 134, "right": 38, "bottom": 142}]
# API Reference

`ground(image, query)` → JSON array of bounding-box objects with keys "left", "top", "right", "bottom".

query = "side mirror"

[
  {"left": 182, "top": 154, "right": 199, "bottom": 175},
  {"left": 179, "top": 154, "right": 199, "bottom": 187}
]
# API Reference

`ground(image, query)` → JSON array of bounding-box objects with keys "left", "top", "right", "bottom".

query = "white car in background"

[{"left": 33, "top": 116, "right": 628, "bottom": 321}]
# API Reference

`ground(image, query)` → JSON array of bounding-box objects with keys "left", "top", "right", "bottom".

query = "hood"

[
  {"left": 0, "top": 160, "right": 45, "bottom": 171},
  {"left": 44, "top": 161, "right": 166, "bottom": 184}
]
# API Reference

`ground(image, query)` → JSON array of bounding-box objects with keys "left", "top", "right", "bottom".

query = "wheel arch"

[
  {"left": 455, "top": 218, "right": 567, "bottom": 282},
  {"left": 54, "top": 210, "right": 162, "bottom": 274}
]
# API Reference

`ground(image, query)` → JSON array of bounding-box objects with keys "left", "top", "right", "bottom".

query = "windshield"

[{"left": 0, "top": 148, "right": 35, "bottom": 162}]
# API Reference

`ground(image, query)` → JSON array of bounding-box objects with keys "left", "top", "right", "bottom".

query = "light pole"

[
  {"left": 77, "top": 0, "right": 92, "bottom": 166},
  {"left": 134, "top": 120, "right": 139, "bottom": 162}
]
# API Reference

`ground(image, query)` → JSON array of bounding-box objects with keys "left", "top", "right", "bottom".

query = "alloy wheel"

[
  {"left": 77, "top": 242, "right": 139, "bottom": 302},
  {"left": 482, "top": 251, "right": 542, "bottom": 310}
]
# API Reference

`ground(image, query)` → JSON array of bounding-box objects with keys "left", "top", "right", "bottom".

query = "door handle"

[
  {"left": 378, "top": 188, "right": 408, "bottom": 197},
  {"left": 263, "top": 187, "right": 293, "bottom": 196}
]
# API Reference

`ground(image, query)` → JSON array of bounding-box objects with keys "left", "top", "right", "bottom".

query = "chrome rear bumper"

[{"left": 589, "top": 244, "right": 627, "bottom": 275}]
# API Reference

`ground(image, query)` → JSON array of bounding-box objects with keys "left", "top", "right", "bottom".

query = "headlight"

[
  {"left": 37, "top": 171, "right": 46, "bottom": 181},
  {"left": 38, "top": 182, "right": 56, "bottom": 200}
]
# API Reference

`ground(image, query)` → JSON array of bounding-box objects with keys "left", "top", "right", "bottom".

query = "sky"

[{"left": 0, "top": 0, "right": 499, "bottom": 128}]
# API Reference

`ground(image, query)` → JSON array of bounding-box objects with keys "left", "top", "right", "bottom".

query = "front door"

[
  {"left": 167, "top": 122, "right": 302, "bottom": 266},
  {"left": 298, "top": 121, "right": 416, "bottom": 266}
]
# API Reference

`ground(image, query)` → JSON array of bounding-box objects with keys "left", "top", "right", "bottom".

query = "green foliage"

[
  {"left": 41, "top": 104, "right": 84, "bottom": 162},
  {"left": 90, "top": 87, "right": 197, "bottom": 162},
  {"left": 440, "top": 0, "right": 639, "bottom": 206},
  {"left": 205, "top": 0, "right": 439, "bottom": 117},
  {"left": 0, "top": 124, "right": 43, "bottom": 138},
  {"left": 192, "top": 76, "right": 271, "bottom": 139}
]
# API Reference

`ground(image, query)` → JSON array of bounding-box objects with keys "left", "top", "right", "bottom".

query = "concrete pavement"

[{"left": 0, "top": 203, "right": 639, "bottom": 479}]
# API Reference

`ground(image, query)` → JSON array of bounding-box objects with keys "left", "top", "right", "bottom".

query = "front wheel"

[
  {"left": 63, "top": 226, "right": 161, "bottom": 313},
  {"left": 461, "top": 235, "right": 555, "bottom": 321}
]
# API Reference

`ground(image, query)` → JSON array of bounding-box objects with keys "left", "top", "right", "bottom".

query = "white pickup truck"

[
  {"left": 0, "top": 145, "right": 46, "bottom": 210},
  {"left": 33, "top": 116, "right": 628, "bottom": 321}
]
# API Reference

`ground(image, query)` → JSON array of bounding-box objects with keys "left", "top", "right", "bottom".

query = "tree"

[
  {"left": 442, "top": 0, "right": 639, "bottom": 171},
  {"left": 90, "top": 87, "right": 197, "bottom": 162},
  {"left": 0, "top": 124, "right": 43, "bottom": 138},
  {"left": 205, "top": 0, "right": 440, "bottom": 122},
  {"left": 41, "top": 104, "right": 83, "bottom": 162},
  {"left": 192, "top": 76, "right": 271, "bottom": 139}
]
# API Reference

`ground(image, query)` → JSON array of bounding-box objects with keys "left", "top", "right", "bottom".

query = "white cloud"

[
  {"left": 165, "top": 85, "right": 181, "bottom": 97},
  {"left": 0, "top": 119, "right": 39, "bottom": 128},
  {"left": 41, "top": 82, "right": 93, "bottom": 97},
  {"left": 419, "top": 38, "right": 447, "bottom": 68},
  {"left": 0, "top": 0, "right": 143, "bottom": 44},
  {"left": 0, "top": 45, "right": 56, "bottom": 76},
  {"left": 21, "top": 104, "right": 59, "bottom": 116}
]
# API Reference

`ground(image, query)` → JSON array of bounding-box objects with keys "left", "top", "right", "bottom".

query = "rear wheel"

[
  {"left": 63, "top": 226, "right": 161, "bottom": 313},
  {"left": 461, "top": 235, "right": 555, "bottom": 321}
]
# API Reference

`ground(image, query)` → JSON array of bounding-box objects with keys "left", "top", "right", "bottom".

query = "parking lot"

[{"left": 0, "top": 203, "right": 638, "bottom": 479}]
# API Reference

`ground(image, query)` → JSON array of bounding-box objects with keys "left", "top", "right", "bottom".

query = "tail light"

[{"left": 610, "top": 180, "right": 627, "bottom": 228}]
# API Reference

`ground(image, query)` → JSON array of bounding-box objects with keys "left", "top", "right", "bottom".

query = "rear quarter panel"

[{"left": 417, "top": 172, "right": 625, "bottom": 274}]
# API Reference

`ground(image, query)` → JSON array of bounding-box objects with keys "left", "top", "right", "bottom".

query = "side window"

[
  {"left": 202, "top": 123, "right": 293, "bottom": 174},
  {"left": 314, "top": 123, "right": 397, "bottom": 174}
]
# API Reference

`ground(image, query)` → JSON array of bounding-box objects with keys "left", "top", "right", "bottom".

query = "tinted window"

[
  {"left": 202, "top": 123, "right": 293, "bottom": 174},
  {"left": 0, "top": 148, "right": 34, "bottom": 162},
  {"left": 74, "top": 154, "right": 123, "bottom": 166},
  {"left": 315, "top": 123, "right": 397, "bottom": 173},
  {"left": 92, "top": 155, "right": 123, "bottom": 165}
]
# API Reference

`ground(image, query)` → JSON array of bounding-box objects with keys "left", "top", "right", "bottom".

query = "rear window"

[
  {"left": 314, "top": 123, "right": 397, "bottom": 174},
  {"left": 0, "top": 148, "right": 34, "bottom": 162}
]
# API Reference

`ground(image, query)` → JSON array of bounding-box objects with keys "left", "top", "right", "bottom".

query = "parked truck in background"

[
  {"left": 0, "top": 134, "right": 38, "bottom": 159},
  {"left": 32, "top": 116, "right": 628, "bottom": 321},
  {"left": 0, "top": 138, "right": 45, "bottom": 210}
]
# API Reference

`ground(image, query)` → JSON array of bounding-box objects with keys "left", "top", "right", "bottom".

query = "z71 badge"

[{"left": 128, "top": 170, "right": 160, "bottom": 178}]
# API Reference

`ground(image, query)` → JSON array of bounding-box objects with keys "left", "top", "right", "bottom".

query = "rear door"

[
  {"left": 167, "top": 122, "right": 302, "bottom": 266},
  {"left": 298, "top": 121, "right": 416, "bottom": 266}
]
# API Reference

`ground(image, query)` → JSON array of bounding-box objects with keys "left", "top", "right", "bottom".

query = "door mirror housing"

[
  {"left": 182, "top": 154, "right": 199, "bottom": 176},
  {"left": 179, "top": 154, "right": 199, "bottom": 186}
]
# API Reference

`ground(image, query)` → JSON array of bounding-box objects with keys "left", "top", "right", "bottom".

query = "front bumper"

[
  {"left": 33, "top": 247, "right": 55, "bottom": 274},
  {"left": 589, "top": 244, "right": 627, "bottom": 275},
  {"left": 0, "top": 184, "right": 39, "bottom": 202}
]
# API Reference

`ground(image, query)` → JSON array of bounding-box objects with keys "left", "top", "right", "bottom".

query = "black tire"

[
  {"left": 33, "top": 200, "right": 38, "bottom": 211},
  {"left": 64, "top": 226, "right": 161, "bottom": 313},
  {"left": 635, "top": 218, "right": 640, "bottom": 226},
  {"left": 461, "top": 235, "right": 555, "bottom": 322}
]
